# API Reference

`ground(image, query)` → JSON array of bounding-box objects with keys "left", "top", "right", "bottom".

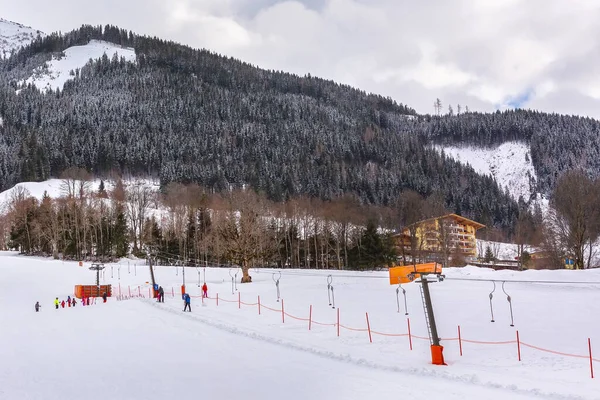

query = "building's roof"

[
  {"left": 395, "top": 213, "right": 486, "bottom": 234},
  {"left": 442, "top": 213, "right": 486, "bottom": 229}
]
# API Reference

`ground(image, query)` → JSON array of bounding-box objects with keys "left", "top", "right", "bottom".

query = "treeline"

[
  {"left": 0, "top": 24, "right": 521, "bottom": 232},
  {"left": 7, "top": 167, "right": 595, "bottom": 270},
  {"left": 3, "top": 170, "right": 404, "bottom": 275},
  {"left": 7, "top": 167, "right": 524, "bottom": 274}
]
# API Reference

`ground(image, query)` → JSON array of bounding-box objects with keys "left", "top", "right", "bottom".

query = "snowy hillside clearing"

[
  {"left": 18, "top": 40, "right": 136, "bottom": 93},
  {"left": 0, "top": 18, "right": 43, "bottom": 58},
  {"left": 437, "top": 142, "right": 537, "bottom": 202},
  {"left": 3, "top": 253, "right": 599, "bottom": 399}
]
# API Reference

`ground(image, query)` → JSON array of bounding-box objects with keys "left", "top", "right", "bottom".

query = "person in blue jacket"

[{"left": 183, "top": 293, "right": 191, "bottom": 312}]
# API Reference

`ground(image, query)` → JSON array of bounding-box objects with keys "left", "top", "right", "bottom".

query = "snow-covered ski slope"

[
  {"left": 437, "top": 141, "right": 537, "bottom": 202},
  {"left": 2, "top": 253, "right": 599, "bottom": 400},
  {"left": 0, "top": 18, "right": 43, "bottom": 58},
  {"left": 19, "top": 40, "right": 136, "bottom": 93}
]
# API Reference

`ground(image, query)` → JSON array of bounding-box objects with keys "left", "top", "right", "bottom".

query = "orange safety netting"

[{"left": 143, "top": 288, "right": 598, "bottom": 367}]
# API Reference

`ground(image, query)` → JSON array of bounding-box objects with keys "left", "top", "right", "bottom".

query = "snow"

[
  {"left": 477, "top": 239, "right": 521, "bottom": 261},
  {"left": 0, "top": 18, "right": 44, "bottom": 58},
  {"left": 437, "top": 142, "right": 537, "bottom": 202},
  {"left": 19, "top": 40, "right": 136, "bottom": 93},
  {"left": 2, "top": 253, "right": 599, "bottom": 400}
]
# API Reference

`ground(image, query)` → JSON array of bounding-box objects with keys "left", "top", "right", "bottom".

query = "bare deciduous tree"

[
  {"left": 126, "top": 179, "right": 154, "bottom": 254},
  {"left": 219, "top": 189, "right": 276, "bottom": 282},
  {"left": 398, "top": 190, "right": 425, "bottom": 265},
  {"left": 549, "top": 170, "right": 600, "bottom": 269}
]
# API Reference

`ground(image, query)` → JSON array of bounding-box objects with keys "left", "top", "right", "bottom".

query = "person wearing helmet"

[{"left": 54, "top": 298, "right": 59, "bottom": 309}]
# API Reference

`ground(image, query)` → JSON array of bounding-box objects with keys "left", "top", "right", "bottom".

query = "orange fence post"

[
  {"left": 128, "top": 286, "right": 131, "bottom": 297},
  {"left": 281, "top": 299, "right": 285, "bottom": 323},
  {"left": 407, "top": 318, "right": 413, "bottom": 350},
  {"left": 337, "top": 308, "right": 340, "bottom": 337},
  {"left": 458, "top": 325, "right": 463, "bottom": 356},
  {"left": 309, "top": 305, "right": 312, "bottom": 331},
  {"left": 366, "top": 312, "right": 372, "bottom": 343},
  {"left": 148, "top": 287, "right": 151, "bottom": 298},
  {"left": 138, "top": 286, "right": 141, "bottom": 297},
  {"left": 258, "top": 296, "right": 261, "bottom": 315},
  {"left": 216, "top": 293, "right": 219, "bottom": 306},
  {"left": 516, "top": 330, "right": 521, "bottom": 361},
  {"left": 238, "top": 292, "right": 241, "bottom": 309},
  {"left": 172, "top": 287, "right": 174, "bottom": 298},
  {"left": 589, "top": 338, "right": 594, "bottom": 379},
  {"left": 118, "top": 283, "right": 121, "bottom": 297}
]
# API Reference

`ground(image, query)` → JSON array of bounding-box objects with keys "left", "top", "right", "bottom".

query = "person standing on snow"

[
  {"left": 67, "top": 296, "right": 72, "bottom": 307},
  {"left": 202, "top": 283, "right": 208, "bottom": 298},
  {"left": 158, "top": 286, "right": 164, "bottom": 303},
  {"left": 72, "top": 298, "right": 77, "bottom": 307},
  {"left": 102, "top": 292, "right": 108, "bottom": 303},
  {"left": 54, "top": 298, "right": 59, "bottom": 309},
  {"left": 61, "top": 300, "right": 65, "bottom": 308},
  {"left": 183, "top": 293, "right": 191, "bottom": 312},
  {"left": 35, "top": 302, "right": 41, "bottom": 312}
]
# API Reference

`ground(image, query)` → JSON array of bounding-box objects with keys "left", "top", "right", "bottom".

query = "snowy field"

[{"left": 1, "top": 253, "right": 599, "bottom": 399}]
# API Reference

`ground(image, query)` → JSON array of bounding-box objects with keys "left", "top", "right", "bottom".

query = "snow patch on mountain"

[
  {"left": 0, "top": 18, "right": 44, "bottom": 58},
  {"left": 437, "top": 141, "right": 537, "bottom": 202},
  {"left": 19, "top": 40, "right": 136, "bottom": 93}
]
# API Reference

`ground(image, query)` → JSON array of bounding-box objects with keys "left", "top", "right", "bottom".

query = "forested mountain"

[
  {"left": 422, "top": 111, "right": 600, "bottom": 195},
  {"left": 3, "top": 22, "right": 586, "bottom": 234}
]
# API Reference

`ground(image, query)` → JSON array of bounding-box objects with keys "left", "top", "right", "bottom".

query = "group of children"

[{"left": 35, "top": 292, "right": 109, "bottom": 312}]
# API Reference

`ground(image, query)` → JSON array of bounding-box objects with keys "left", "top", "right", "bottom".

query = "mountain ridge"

[
  {"left": 0, "top": 18, "right": 44, "bottom": 58},
  {"left": 2, "top": 20, "right": 595, "bottom": 232}
]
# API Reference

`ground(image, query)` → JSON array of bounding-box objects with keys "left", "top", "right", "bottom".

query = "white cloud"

[{"left": 2, "top": 0, "right": 600, "bottom": 117}]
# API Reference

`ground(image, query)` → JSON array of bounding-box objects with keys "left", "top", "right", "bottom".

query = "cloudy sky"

[{"left": 2, "top": 0, "right": 600, "bottom": 117}]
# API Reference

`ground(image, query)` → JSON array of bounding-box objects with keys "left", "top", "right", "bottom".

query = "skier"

[
  {"left": 72, "top": 298, "right": 77, "bottom": 307},
  {"left": 102, "top": 292, "right": 107, "bottom": 303},
  {"left": 35, "top": 301, "right": 41, "bottom": 312},
  {"left": 67, "top": 296, "right": 71, "bottom": 307},
  {"left": 202, "top": 282, "right": 208, "bottom": 298},
  {"left": 54, "top": 297, "right": 59, "bottom": 309},
  {"left": 183, "top": 293, "right": 191, "bottom": 312},
  {"left": 158, "top": 286, "right": 164, "bottom": 303},
  {"left": 81, "top": 296, "right": 86, "bottom": 307},
  {"left": 86, "top": 297, "right": 90, "bottom": 306},
  {"left": 61, "top": 300, "right": 65, "bottom": 308}
]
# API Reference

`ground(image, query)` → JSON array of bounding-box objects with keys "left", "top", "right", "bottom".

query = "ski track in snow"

[{"left": 143, "top": 299, "right": 585, "bottom": 400}]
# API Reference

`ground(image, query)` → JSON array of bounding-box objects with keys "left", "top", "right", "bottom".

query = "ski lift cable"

[
  {"left": 258, "top": 268, "right": 600, "bottom": 285},
  {"left": 143, "top": 256, "right": 600, "bottom": 286}
]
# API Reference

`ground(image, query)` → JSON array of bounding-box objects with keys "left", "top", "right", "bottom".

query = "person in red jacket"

[
  {"left": 202, "top": 283, "right": 208, "bottom": 298},
  {"left": 61, "top": 300, "right": 65, "bottom": 308}
]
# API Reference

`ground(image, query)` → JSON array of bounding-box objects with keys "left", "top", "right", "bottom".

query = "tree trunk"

[{"left": 241, "top": 261, "right": 252, "bottom": 283}]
